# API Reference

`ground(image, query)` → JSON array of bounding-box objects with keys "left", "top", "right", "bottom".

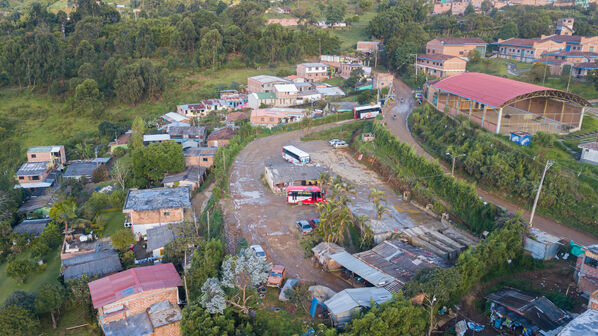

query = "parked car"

[
  {"left": 296, "top": 220, "right": 313, "bottom": 234},
  {"left": 308, "top": 218, "right": 320, "bottom": 229},
  {"left": 250, "top": 244, "right": 267, "bottom": 259},
  {"left": 333, "top": 141, "right": 348, "bottom": 148},
  {"left": 267, "top": 265, "right": 286, "bottom": 288},
  {"left": 328, "top": 139, "right": 341, "bottom": 146}
]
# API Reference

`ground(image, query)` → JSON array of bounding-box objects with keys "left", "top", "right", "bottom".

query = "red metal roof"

[
  {"left": 431, "top": 73, "right": 556, "bottom": 108},
  {"left": 88, "top": 263, "right": 182, "bottom": 309}
]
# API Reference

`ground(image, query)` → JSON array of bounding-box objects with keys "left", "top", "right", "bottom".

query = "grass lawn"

[
  {"left": 0, "top": 248, "right": 61, "bottom": 303},
  {"left": 323, "top": 77, "right": 344, "bottom": 87},
  {"left": 332, "top": 10, "right": 377, "bottom": 51},
  {"left": 0, "top": 62, "right": 295, "bottom": 159},
  {"left": 40, "top": 304, "right": 100, "bottom": 336},
  {"left": 97, "top": 210, "right": 126, "bottom": 237}
]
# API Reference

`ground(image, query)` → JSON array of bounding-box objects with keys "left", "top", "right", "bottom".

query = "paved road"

[{"left": 384, "top": 77, "right": 598, "bottom": 246}]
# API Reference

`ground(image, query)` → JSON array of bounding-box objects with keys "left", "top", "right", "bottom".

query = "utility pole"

[
  {"left": 529, "top": 160, "right": 553, "bottom": 227},
  {"left": 207, "top": 209, "right": 210, "bottom": 239},
  {"left": 566, "top": 65, "right": 573, "bottom": 92},
  {"left": 542, "top": 64, "right": 547, "bottom": 86},
  {"left": 183, "top": 249, "right": 190, "bottom": 303},
  {"left": 446, "top": 152, "right": 466, "bottom": 177}
]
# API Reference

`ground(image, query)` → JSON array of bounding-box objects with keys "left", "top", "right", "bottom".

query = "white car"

[
  {"left": 249, "top": 245, "right": 266, "bottom": 259},
  {"left": 329, "top": 139, "right": 342, "bottom": 146},
  {"left": 333, "top": 141, "right": 348, "bottom": 148}
]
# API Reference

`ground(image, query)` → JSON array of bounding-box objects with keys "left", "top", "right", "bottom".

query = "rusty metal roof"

[{"left": 88, "top": 263, "right": 182, "bottom": 308}]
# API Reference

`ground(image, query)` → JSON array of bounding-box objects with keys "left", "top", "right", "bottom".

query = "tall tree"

[
  {"left": 199, "top": 29, "right": 223, "bottom": 69},
  {"left": 34, "top": 283, "right": 66, "bottom": 329},
  {"left": 0, "top": 305, "right": 40, "bottom": 336}
]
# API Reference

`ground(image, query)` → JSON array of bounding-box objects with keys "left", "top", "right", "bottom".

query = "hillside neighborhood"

[{"left": 1, "top": 0, "right": 598, "bottom": 335}]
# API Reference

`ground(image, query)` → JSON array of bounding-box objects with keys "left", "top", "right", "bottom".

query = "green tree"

[
  {"left": 34, "top": 283, "right": 66, "bottom": 329},
  {"left": 6, "top": 260, "right": 34, "bottom": 283},
  {"left": 75, "top": 78, "right": 101, "bottom": 114},
  {"left": 130, "top": 117, "right": 145, "bottom": 150},
  {"left": 132, "top": 141, "right": 185, "bottom": 186},
  {"left": 357, "top": 90, "right": 376, "bottom": 105},
  {"left": 181, "top": 303, "right": 235, "bottom": 336},
  {"left": 0, "top": 305, "right": 40, "bottom": 336},
  {"left": 49, "top": 198, "right": 78, "bottom": 232},
  {"left": 468, "top": 49, "right": 481, "bottom": 64},
  {"left": 345, "top": 68, "right": 364, "bottom": 88},
  {"left": 464, "top": 3, "right": 475, "bottom": 15},
  {"left": 199, "top": 29, "right": 223, "bottom": 69},
  {"left": 344, "top": 293, "right": 428, "bottom": 336},
  {"left": 188, "top": 239, "right": 226, "bottom": 300},
  {"left": 325, "top": 1, "right": 346, "bottom": 25},
  {"left": 3, "top": 291, "right": 37, "bottom": 311},
  {"left": 499, "top": 21, "right": 519, "bottom": 39},
  {"left": 111, "top": 228, "right": 135, "bottom": 251},
  {"left": 223, "top": 25, "right": 244, "bottom": 54}
]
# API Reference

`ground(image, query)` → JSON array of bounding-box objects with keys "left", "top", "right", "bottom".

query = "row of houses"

[{"left": 431, "top": 0, "right": 596, "bottom": 16}]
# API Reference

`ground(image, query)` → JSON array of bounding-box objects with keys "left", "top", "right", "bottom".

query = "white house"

[{"left": 579, "top": 142, "right": 598, "bottom": 165}]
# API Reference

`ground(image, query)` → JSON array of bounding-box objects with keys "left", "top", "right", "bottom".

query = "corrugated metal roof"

[
  {"left": 558, "top": 309, "right": 598, "bottom": 336},
  {"left": 88, "top": 263, "right": 182, "bottom": 308},
  {"left": 143, "top": 134, "right": 171, "bottom": 142},
  {"left": 103, "top": 311, "right": 153, "bottom": 336},
  {"left": 16, "top": 161, "right": 48, "bottom": 176},
  {"left": 432, "top": 73, "right": 566, "bottom": 108},
  {"left": 324, "top": 287, "right": 392, "bottom": 315},
  {"left": 63, "top": 250, "right": 122, "bottom": 281},
  {"left": 330, "top": 252, "right": 395, "bottom": 286},
  {"left": 123, "top": 187, "right": 191, "bottom": 212},
  {"left": 146, "top": 224, "right": 176, "bottom": 252},
  {"left": 13, "top": 218, "right": 51, "bottom": 236}
]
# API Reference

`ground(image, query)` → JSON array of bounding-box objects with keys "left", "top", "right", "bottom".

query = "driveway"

[{"left": 384, "top": 77, "right": 597, "bottom": 245}]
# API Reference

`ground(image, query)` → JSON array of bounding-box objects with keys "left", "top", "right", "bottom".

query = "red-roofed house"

[
  {"left": 416, "top": 54, "right": 467, "bottom": 78},
  {"left": 495, "top": 38, "right": 566, "bottom": 62},
  {"left": 88, "top": 263, "right": 182, "bottom": 335},
  {"left": 207, "top": 126, "right": 237, "bottom": 147},
  {"left": 425, "top": 72, "right": 590, "bottom": 135}
]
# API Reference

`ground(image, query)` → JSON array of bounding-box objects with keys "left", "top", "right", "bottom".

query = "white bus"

[
  {"left": 354, "top": 104, "right": 382, "bottom": 119},
  {"left": 282, "top": 145, "right": 310, "bottom": 165}
]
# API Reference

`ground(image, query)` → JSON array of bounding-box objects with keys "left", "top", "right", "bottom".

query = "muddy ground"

[{"left": 223, "top": 121, "right": 442, "bottom": 292}]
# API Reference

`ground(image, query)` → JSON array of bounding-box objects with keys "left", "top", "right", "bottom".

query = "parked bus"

[
  {"left": 286, "top": 185, "right": 325, "bottom": 205},
  {"left": 354, "top": 104, "right": 382, "bottom": 119},
  {"left": 282, "top": 145, "right": 310, "bottom": 165}
]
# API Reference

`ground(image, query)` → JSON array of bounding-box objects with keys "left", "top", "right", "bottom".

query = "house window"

[
  {"left": 31, "top": 154, "right": 36, "bottom": 158},
  {"left": 203, "top": 158, "right": 208, "bottom": 162},
  {"left": 32, "top": 176, "right": 39, "bottom": 180},
  {"left": 163, "top": 211, "right": 170, "bottom": 216},
  {"left": 18, "top": 176, "right": 24, "bottom": 180},
  {"left": 585, "top": 256, "right": 598, "bottom": 268}
]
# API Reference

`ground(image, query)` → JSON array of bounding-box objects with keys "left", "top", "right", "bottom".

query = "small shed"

[
  {"left": 324, "top": 288, "right": 392, "bottom": 327},
  {"left": 12, "top": 218, "right": 52, "bottom": 237},
  {"left": 524, "top": 228, "right": 562, "bottom": 260},
  {"left": 312, "top": 242, "right": 345, "bottom": 270},
  {"left": 146, "top": 224, "right": 176, "bottom": 259},
  {"left": 510, "top": 131, "right": 531, "bottom": 146},
  {"left": 264, "top": 164, "right": 326, "bottom": 193}
]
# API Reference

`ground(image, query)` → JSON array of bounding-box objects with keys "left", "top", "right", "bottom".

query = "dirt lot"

[{"left": 223, "top": 121, "right": 441, "bottom": 292}]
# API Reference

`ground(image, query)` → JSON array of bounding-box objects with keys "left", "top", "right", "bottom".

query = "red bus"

[{"left": 286, "top": 185, "right": 326, "bottom": 205}]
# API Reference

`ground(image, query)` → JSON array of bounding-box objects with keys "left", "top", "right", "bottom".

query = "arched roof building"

[{"left": 425, "top": 73, "right": 590, "bottom": 134}]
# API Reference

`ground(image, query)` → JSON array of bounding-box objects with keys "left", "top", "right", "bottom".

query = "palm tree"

[
  {"left": 49, "top": 199, "right": 78, "bottom": 233},
  {"left": 374, "top": 202, "right": 390, "bottom": 220},
  {"left": 368, "top": 188, "right": 386, "bottom": 204}
]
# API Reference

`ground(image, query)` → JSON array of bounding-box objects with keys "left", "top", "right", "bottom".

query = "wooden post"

[
  {"left": 543, "top": 98, "right": 548, "bottom": 116},
  {"left": 481, "top": 105, "right": 487, "bottom": 129},
  {"left": 468, "top": 101, "right": 472, "bottom": 120},
  {"left": 496, "top": 108, "right": 503, "bottom": 134},
  {"left": 455, "top": 97, "right": 460, "bottom": 116},
  {"left": 559, "top": 101, "right": 565, "bottom": 122}
]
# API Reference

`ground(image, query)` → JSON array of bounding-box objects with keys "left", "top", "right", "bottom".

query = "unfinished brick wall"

[
  {"left": 130, "top": 208, "right": 184, "bottom": 226},
  {"left": 101, "top": 287, "right": 179, "bottom": 324},
  {"left": 154, "top": 321, "right": 181, "bottom": 336}
]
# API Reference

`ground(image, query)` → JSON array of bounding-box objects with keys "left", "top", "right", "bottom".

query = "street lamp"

[{"left": 446, "top": 152, "right": 466, "bottom": 177}]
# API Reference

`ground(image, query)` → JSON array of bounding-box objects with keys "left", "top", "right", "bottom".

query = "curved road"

[{"left": 384, "top": 77, "right": 597, "bottom": 246}]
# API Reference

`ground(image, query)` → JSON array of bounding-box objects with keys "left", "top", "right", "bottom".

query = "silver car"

[{"left": 333, "top": 141, "right": 348, "bottom": 148}]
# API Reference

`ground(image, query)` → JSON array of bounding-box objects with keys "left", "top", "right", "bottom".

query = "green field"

[
  {"left": 97, "top": 210, "right": 126, "bottom": 237},
  {"left": 331, "top": 10, "right": 377, "bottom": 51},
  {"left": 0, "top": 249, "right": 61, "bottom": 303}
]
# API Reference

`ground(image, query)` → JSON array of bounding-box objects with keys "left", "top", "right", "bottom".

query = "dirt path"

[
  {"left": 384, "top": 77, "right": 598, "bottom": 246},
  {"left": 223, "top": 122, "right": 354, "bottom": 292}
]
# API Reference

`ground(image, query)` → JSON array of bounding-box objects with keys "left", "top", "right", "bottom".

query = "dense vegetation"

[
  {"left": 410, "top": 105, "right": 598, "bottom": 235},
  {"left": 366, "top": 0, "right": 598, "bottom": 85}
]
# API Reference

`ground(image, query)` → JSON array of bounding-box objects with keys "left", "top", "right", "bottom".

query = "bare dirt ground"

[
  {"left": 223, "top": 121, "right": 440, "bottom": 292},
  {"left": 385, "top": 77, "right": 598, "bottom": 246}
]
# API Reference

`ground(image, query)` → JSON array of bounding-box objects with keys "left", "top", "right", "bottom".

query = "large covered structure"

[{"left": 425, "top": 73, "right": 590, "bottom": 135}]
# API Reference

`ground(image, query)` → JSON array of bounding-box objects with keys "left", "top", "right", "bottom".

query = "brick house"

[
  {"left": 416, "top": 54, "right": 467, "bottom": 78},
  {"left": 247, "top": 75, "right": 290, "bottom": 93},
  {"left": 123, "top": 187, "right": 192, "bottom": 236},
  {"left": 184, "top": 147, "right": 218, "bottom": 168},
  {"left": 26, "top": 145, "right": 66, "bottom": 166},
  {"left": 426, "top": 37, "right": 487, "bottom": 58},
  {"left": 575, "top": 244, "right": 598, "bottom": 295},
  {"left": 495, "top": 38, "right": 567, "bottom": 62},
  {"left": 15, "top": 161, "right": 52, "bottom": 189},
  {"left": 250, "top": 108, "right": 305, "bottom": 128},
  {"left": 176, "top": 103, "right": 206, "bottom": 118},
  {"left": 356, "top": 41, "right": 380, "bottom": 53},
  {"left": 339, "top": 63, "right": 370, "bottom": 79},
  {"left": 296, "top": 63, "right": 329, "bottom": 83},
  {"left": 206, "top": 126, "right": 237, "bottom": 147},
  {"left": 544, "top": 34, "right": 598, "bottom": 52},
  {"left": 265, "top": 18, "right": 301, "bottom": 26},
  {"left": 555, "top": 17, "right": 575, "bottom": 36},
  {"left": 88, "top": 263, "right": 182, "bottom": 336},
  {"left": 163, "top": 166, "right": 206, "bottom": 191},
  {"left": 535, "top": 50, "right": 598, "bottom": 75}
]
